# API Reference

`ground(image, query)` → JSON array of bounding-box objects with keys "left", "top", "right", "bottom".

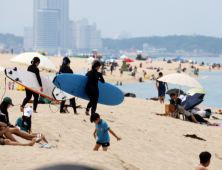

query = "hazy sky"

[{"left": 0, "top": 0, "right": 222, "bottom": 38}]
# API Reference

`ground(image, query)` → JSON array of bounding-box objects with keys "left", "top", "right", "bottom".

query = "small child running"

[{"left": 90, "top": 113, "right": 121, "bottom": 151}]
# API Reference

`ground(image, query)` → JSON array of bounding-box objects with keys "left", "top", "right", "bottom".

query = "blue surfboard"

[{"left": 53, "top": 74, "right": 124, "bottom": 106}]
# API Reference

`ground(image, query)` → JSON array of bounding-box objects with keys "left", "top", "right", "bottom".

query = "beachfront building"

[
  {"left": 33, "top": 0, "right": 69, "bottom": 54},
  {"left": 24, "top": 27, "right": 34, "bottom": 51},
  {"left": 143, "top": 43, "right": 167, "bottom": 53},
  {"left": 69, "top": 18, "right": 103, "bottom": 52}
]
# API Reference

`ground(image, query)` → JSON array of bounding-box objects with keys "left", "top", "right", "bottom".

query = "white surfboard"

[{"left": 4, "top": 68, "right": 73, "bottom": 103}]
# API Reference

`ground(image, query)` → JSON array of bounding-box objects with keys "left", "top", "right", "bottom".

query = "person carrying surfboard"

[
  {"left": 59, "top": 57, "right": 79, "bottom": 115},
  {"left": 85, "top": 60, "right": 105, "bottom": 115},
  {"left": 21, "top": 57, "right": 43, "bottom": 113}
]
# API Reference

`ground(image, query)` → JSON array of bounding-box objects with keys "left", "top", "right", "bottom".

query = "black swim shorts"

[{"left": 96, "top": 142, "right": 110, "bottom": 147}]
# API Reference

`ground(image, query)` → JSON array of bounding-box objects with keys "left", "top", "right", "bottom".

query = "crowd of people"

[{"left": 0, "top": 57, "right": 121, "bottom": 151}]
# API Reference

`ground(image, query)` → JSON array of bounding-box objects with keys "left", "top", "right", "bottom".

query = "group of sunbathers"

[
  {"left": 168, "top": 93, "right": 215, "bottom": 125},
  {"left": 0, "top": 97, "right": 49, "bottom": 147}
]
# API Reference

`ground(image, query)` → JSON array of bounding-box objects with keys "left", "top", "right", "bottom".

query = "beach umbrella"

[
  {"left": 87, "top": 57, "right": 95, "bottom": 61},
  {"left": 120, "top": 55, "right": 128, "bottom": 59},
  {"left": 187, "top": 88, "right": 206, "bottom": 94},
  {"left": 166, "top": 88, "right": 184, "bottom": 96},
  {"left": 183, "top": 98, "right": 203, "bottom": 110},
  {"left": 107, "top": 59, "right": 116, "bottom": 62},
  {"left": 158, "top": 74, "right": 203, "bottom": 89},
  {"left": 124, "top": 59, "right": 134, "bottom": 62},
  {"left": 0, "top": 67, "right": 4, "bottom": 72},
  {"left": 10, "top": 52, "right": 57, "bottom": 71},
  {"left": 182, "top": 93, "right": 204, "bottom": 105}
]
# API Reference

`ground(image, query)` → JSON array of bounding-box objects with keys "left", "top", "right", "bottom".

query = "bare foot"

[
  {"left": 20, "top": 107, "right": 24, "bottom": 112},
  {"left": 85, "top": 111, "right": 90, "bottom": 116},
  {"left": 29, "top": 138, "right": 36, "bottom": 146},
  {"left": 63, "top": 107, "right": 69, "bottom": 113},
  {"left": 74, "top": 112, "right": 80, "bottom": 115},
  {"left": 33, "top": 111, "right": 38, "bottom": 113}
]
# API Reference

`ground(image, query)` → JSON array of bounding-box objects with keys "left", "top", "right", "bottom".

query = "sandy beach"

[{"left": 0, "top": 54, "right": 222, "bottom": 170}]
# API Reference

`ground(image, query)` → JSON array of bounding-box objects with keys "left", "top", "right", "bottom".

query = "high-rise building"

[
  {"left": 33, "top": 0, "right": 69, "bottom": 54},
  {"left": 24, "top": 27, "right": 34, "bottom": 51},
  {"left": 69, "top": 18, "right": 103, "bottom": 50}
]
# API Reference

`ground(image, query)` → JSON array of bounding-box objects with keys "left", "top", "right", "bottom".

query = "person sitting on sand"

[
  {"left": 176, "top": 98, "right": 212, "bottom": 124},
  {"left": 0, "top": 122, "right": 36, "bottom": 146},
  {"left": 90, "top": 113, "right": 121, "bottom": 151},
  {"left": 0, "top": 97, "right": 44, "bottom": 142},
  {"left": 15, "top": 108, "right": 50, "bottom": 147},
  {"left": 195, "top": 152, "right": 211, "bottom": 170}
]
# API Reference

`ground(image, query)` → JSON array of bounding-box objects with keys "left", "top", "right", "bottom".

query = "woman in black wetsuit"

[
  {"left": 21, "top": 57, "right": 42, "bottom": 113},
  {"left": 85, "top": 61, "right": 105, "bottom": 115},
  {"left": 59, "top": 57, "right": 79, "bottom": 115}
]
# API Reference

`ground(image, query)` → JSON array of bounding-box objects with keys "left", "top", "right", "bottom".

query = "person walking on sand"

[
  {"left": 90, "top": 113, "right": 121, "bottom": 151},
  {"left": 120, "top": 68, "right": 123, "bottom": 77},
  {"left": 21, "top": 57, "right": 43, "bottom": 113},
  {"left": 195, "top": 152, "right": 211, "bottom": 170},
  {"left": 12, "top": 82, "right": 14, "bottom": 90},
  {"left": 110, "top": 64, "right": 113, "bottom": 75},
  {"left": 8, "top": 82, "right": 11, "bottom": 90},
  {"left": 85, "top": 61, "right": 105, "bottom": 116},
  {"left": 59, "top": 57, "right": 79, "bottom": 115},
  {"left": 156, "top": 72, "right": 168, "bottom": 104}
]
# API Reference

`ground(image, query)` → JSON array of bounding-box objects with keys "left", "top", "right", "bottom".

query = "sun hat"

[
  {"left": 3, "top": 97, "right": 14, "bottom": 106},
  {"left": 24, "top": 108, "right": 32, "bottom": 117}
]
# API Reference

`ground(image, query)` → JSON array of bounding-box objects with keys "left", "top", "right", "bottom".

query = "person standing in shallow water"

[
  {"left": 85, "top": 61, "right": 105, "bottom": 116},
  {"left": 156, "top": 72, "right": 168, "bottom": 104},
  {"left": 21, "top": 57, "right": 43, "bottom": 113}
]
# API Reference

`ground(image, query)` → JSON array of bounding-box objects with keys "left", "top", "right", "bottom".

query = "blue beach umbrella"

[
  {"left": 183, "top": 98, "right": 203, "bottom": 110},
  {"left": 181, "top": 93, "right": 204, "bottom": 109}
]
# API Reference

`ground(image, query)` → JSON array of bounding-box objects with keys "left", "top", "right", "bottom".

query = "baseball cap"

[
  {"left": 3, "top": 97, "right": 14, "bottom": 106},
  {"left": 24, "top": 108, "right": 32, "bottom": 117}
]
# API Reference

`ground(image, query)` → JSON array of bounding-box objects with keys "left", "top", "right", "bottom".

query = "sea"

[{"left": 115, "top": 57, "right": 222, "bottom": 109}]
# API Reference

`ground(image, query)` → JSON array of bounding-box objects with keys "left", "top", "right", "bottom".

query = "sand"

[{"left": 0, "top": 54, "right": 222, "bottom": 170}]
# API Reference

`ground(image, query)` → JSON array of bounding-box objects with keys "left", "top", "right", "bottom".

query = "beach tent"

[
  {"left": 120, "top": 55, "right": 128, "bottom": 59},
  {"left": 121, "top": 61, "right": 128, "bottom": 71},
  {"left": 17, "top": 85, "right": 25, "bottom": 91},
  {"left": 0, "top": 67, "right": 4, "bottom": 71},
  {"left": 148, "top": 59, "right": 152, "bottom": 63},
  {"left": 173, "top": 56, "right": 183, "bottom": 61},
  {"left": 10, "top": 52, "right": 57, "bottom": 72}
]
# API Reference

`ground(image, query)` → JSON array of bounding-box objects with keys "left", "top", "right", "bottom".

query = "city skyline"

[{"left": 1, "top": 0, "right": 222, "bottom": 38}]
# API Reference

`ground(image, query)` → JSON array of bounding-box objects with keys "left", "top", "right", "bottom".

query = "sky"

[{"left": 0, "top": 0, "right": 222, "bottom": 38}]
